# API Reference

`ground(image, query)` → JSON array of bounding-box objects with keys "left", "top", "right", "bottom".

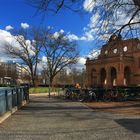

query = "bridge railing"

[{"left": 0, "top": 86, "right": 29, "bottom": 116}]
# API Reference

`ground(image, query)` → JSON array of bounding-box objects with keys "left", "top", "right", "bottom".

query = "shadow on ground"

[
  {"left": 86, "top": 103, "right": 140, "bottom": 110},
  {"left": 115, "top": 119, "right": 140, "bottom": 134},
  {"left": 21, "top": 105, "right": 90, "bottom": 111}
]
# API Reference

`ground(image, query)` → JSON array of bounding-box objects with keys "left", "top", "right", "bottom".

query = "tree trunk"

[
  {"left": 48, "top": 77, "right": 53, "bottom": 98},
  {"left": 32, "top": 76, "right": 35, "bottom": 87},
  {"left": 31, "top": 71, "right": 36, "bottom": 87}
]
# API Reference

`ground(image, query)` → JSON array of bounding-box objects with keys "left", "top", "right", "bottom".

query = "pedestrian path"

[{"left": 0, "top": 94, "right": 140, "bottom": 140}]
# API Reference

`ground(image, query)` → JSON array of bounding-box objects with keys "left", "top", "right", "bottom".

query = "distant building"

[
  {"left": 16, "top": 63, "right": 30, "bottom": 84},
  {"left": 86, "top": 35, "right": 140, "bottom": 88},
  {"left": 0, "top": 61, "right": 29, "bottom": 85},
  {"left": 0, "top": 61, "right": 17, "bottom": 85}
]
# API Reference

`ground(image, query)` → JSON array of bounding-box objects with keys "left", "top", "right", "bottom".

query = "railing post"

[
  {"left": 16, "top": 88, "right": 20, "bottom": 107},
  {"left": 20, "top": 88, "right": 22, "bottom": 103},
  {"left": 11, "top": 89, "right": 14, "bottom": 108},
  {"left": 5, "top": 90, "right": 8, "bottom": 111},
  {"left": 25, "top": 86, "right": 29, "bottom": 102}
]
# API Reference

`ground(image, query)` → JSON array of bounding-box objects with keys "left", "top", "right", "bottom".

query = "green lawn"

[{"left": 29, "top": 87, "right": 62, "bottom": 94}]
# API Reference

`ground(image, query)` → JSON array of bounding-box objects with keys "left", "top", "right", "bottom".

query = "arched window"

[
  {"left": 91, "top": 69, "right": 97, "bottom": 86},
  {"left": 124, "top": 66, "right": 131, "bottom": 86},
  {"left": 100, "top": 68, "right": 106, "bottom": 86},
  {"left": 113, "top": 48, "right": 117, "bottom": 54},
  {"left": 123, "top": 46, "right": 128, "bottom": 52},
  {"left": 111, "top": 67, "right": 117, "bottom": 86},
  {"left": 92, "top": 69, "right": 96, "bottom": 77}
]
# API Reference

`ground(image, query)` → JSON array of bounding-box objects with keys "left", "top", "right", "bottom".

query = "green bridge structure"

[{"left": 0, "top": 86, "right": 29, "bottom": 122}]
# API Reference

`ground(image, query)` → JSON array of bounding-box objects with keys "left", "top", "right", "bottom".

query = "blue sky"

[
  {"left": 0, "top": 0, "right": 137, "bottom": 62},
  {"left": 0, "top": 0, "right": 112, "bottom": 70},
  {"left": 0, "top": 0, "right": 138, "bottom": 69},
  {"left": 0, "top": 0, "right": 87, "bottom": 31},
  {"left": 0, "top": 0, "right": 103, "bottom": 58}
]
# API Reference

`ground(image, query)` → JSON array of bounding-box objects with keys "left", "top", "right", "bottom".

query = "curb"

[{"left": 0, "top": 100, "right": 28, "bottom": 124}]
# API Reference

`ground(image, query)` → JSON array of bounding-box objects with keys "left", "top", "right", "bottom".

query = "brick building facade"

[{"left": 86, "top": 35, "right": 140, "bottom": 88}]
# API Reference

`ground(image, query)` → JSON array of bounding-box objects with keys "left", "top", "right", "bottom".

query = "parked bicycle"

[
  {"left": 103, "top": 88, "right": 126, "bottom": 102},
  {"left": 79, "top": 89, "right": 97, "bottom": 102},
  {"left": 64, "top": 86, "right": 134, "bottom": 102},
  {"left": 64, "top": 88, "right": 80, "bottom": 101}
]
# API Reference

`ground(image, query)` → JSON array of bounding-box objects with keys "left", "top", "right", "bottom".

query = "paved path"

[{"left": 0, "top": 94, "right": 140, "bottom": 140}]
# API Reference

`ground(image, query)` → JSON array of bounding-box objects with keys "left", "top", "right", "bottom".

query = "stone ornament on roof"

[{"left": 108, "top": 34, "right": 122, "bottom": 42}]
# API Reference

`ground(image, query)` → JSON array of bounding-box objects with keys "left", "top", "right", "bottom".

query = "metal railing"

[{"left": 0, "top": 86, "right": 29, "bottom": 116}]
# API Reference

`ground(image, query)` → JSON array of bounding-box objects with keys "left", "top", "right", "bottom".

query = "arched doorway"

[
  {"left": 111, "top": 67, "right": 117, "bottom": 87},
  {"left": 100, "top": 68, "right": 106, "bottom": 87},
  {"left": 124, "top": 66, "right": 131, "bottom": 86},
  {"left": 91, "top": 69, "right": 97, "bottom": 87}
]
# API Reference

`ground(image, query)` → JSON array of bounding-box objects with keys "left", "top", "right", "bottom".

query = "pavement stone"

[{"left": 0, "top": 94, "right": 140, "bottom": 140}]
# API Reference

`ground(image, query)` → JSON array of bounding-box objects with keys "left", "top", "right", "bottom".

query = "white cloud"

[
  {"left": 83, "top": 0, "right": 96, "bottom": 12},
  {"left": 5, "top": 25, "right": 14, "bottom": 31},
  {"left": 60, "top": 29, "right": 64, "bottom": 34},
  {"left": 0, "top": 26, "right": 97, "bottom": 64},
  {"left": 0, "top": 28, "right": 38, "bottom": 63},
  {"left": 42, "top": 56, "right": 47, "bottom": 62},
  {"left": 21, "top": 23, "right": 29, "bottom": 29},
  {"left": 66, "top": 32, "right": 95, "bottom": 41},
  {"left": 82, "top": 0, "right": 139, "bottom": 41},
  {"left": 0, "top": 27, "right": 100, "bottom": 71},
  {"left": 53, "top": 32, "right": 60, "bottom": 39},
  {"left": 84, "top": 31, "right": 94, "bottom": 41},
  {"left": 0, "top": 29, "right": 14, "bottom": 51},
  {"left": 52, "top": 29, "right": 65, "bottom": 39},
  {"left": 47, "top": 26, "right": 53, "bottom": 29},
  {"left": 25, "top": 40, "right": 36, "bottom": 56},
  {"left": 80, "top": 36, "right": 86, "bottom": 40},
  {"left": 88, "top": 12, "right": 100, "bottom": 28},
  {"left": 69, "top": 57, "right": 86, "bottom": 70},
  {"left": 78, "top": 57, "right": 86, "bottom": 65},
  {"left": 88, "top": 49, "right": 101, "bottom": 59},
  {"left": 51, "top": 28, "right": 95, "bottom": 42},
  {"left": 73, "top": 49, "right": 101, "bottom": 70},
  {"left": 0, "top": 29, "right": 19, "bottom": 62},
  {"left": 67, "top": 34, "right": 79, "bottom": 41}
]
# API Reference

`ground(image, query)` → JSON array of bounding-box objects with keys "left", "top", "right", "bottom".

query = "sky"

[{"left": 0, "top": 0, "right": 104, "bottom": 68}]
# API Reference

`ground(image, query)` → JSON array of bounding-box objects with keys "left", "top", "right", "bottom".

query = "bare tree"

[
  {"left": 68, "top": 68, "right": 86, "bottom": 88},
  {"left": 41, "top": 29, "right": 79, "bottom": 97},
  {"left": 5, "top": 28, "right": 42, "bottom": 86},
  {"left": 27, "top": 0, "right": 82, "bottom": 14},
  {"left": 27, "top": 0, "right": 140, "bottom": 39},
  {"left": 50, "top": 68, "right": 86, "bottom": 87},
  {"left": 88, "top": 0, "right": 140, "bottom": 39}
]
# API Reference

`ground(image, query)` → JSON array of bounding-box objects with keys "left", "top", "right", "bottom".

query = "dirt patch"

[{"left": 84, "top": 101, "right": 140, "bottom": 116}]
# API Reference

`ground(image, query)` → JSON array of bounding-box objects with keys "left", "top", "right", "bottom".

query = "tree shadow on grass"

[{"left": 115, "top": 119, "right": 140, "bottom": 134}]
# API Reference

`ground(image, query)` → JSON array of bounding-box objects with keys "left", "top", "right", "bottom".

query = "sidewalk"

[{"left": 0, "top": 93, "right": 140, "bottom": 140}]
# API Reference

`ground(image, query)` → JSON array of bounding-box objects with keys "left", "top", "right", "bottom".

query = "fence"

[{"left": 0, "top": 86, "right": 29, "bottom": 116}]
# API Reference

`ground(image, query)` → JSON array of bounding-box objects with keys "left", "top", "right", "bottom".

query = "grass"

[{"left": 29, "top": 87, "right": 62, "bottom": 94}]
